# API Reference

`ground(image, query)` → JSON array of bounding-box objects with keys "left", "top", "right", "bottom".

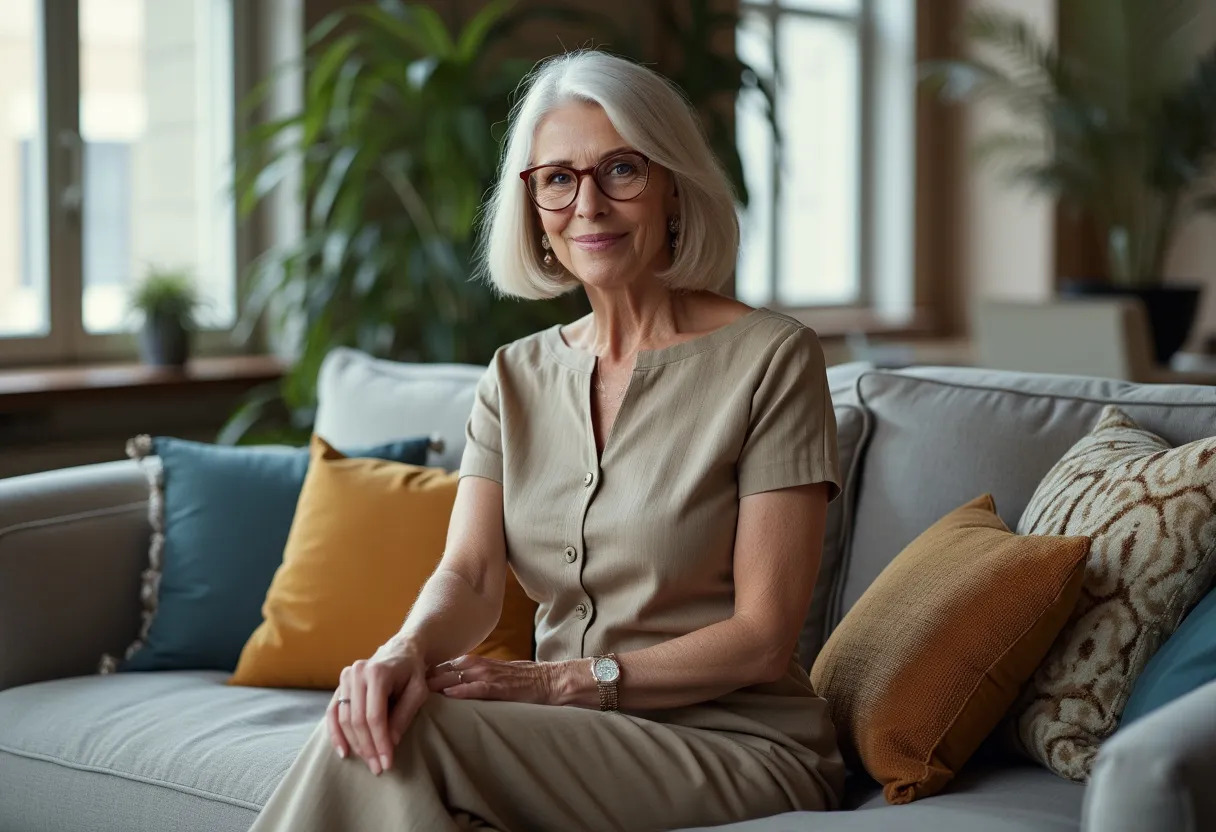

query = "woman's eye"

[
  {"left": 610, "top": 162, "right": 635, "bottom": 176},
  {"left": 546, "top": 172, "right": 571, "bottom": 185}
]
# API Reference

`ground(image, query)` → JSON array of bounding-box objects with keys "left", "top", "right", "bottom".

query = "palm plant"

[
  {"left": 920, "top": 0, "right": 1216, "bottom": 288},
  {"left": 225, "top": 0, "right": 594, "bottom": 443}
]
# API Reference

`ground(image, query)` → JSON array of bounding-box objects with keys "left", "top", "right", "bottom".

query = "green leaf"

[
  {"left": 455, "top": 0, "right": 516, "bottom": 62},
  {"left": 311, "top": 145, "right": 359, "bottom": 225},
  {"left": 344, "top": 6, "right": 438, "bottom": 55},
  {"left": 307, "top": 33, "right": 360, "bottom": 110},
  {"left": 403, "top": 4, "right": 456, "bottom": 56}
]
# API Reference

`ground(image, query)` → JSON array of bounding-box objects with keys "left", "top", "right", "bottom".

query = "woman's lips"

[{"left": 571, "top": 233, "right": 626, "bottom": 251}]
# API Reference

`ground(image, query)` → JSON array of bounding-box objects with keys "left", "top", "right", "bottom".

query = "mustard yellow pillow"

[
  {"left": 810, "top": 494, "right": 1090, "bottom": 804},
  {"left": 229, "top": 434, "right": 536, "bottom": 689}
]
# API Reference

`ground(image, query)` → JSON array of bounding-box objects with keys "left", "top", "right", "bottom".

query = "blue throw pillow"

[
  {"left": 111, "top": 435, "right": 430, "bottom": 673},
  {"left": 1120, "top": 585, "right": 1216, "bottom": 728}
]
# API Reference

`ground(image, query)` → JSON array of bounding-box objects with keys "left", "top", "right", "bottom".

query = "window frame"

[
  {"left": 0, "top": 0, "right": 258, "bottom": 368},
  {"left": 736, "top": 0, "right": 914, "bottom": 322}
]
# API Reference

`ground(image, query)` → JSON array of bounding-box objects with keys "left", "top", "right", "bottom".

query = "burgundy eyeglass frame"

[{"left": 518, "top": 151, "right": 652, "bottom": 211}]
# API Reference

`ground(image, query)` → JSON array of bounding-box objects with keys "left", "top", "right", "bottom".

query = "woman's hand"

[
  {"left": 427, "top": 655, "right": 563, "bottom": 705},
  {"left": 327, "top": 639, "right": 430, "bottom": 776}
]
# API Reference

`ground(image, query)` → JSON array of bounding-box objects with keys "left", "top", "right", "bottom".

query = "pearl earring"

[
  {"left": 668, "top": 215, "right": 681, "bottom": 250},
  {"left": 540, "top": 233, "right": 554, "bottom": 266}
]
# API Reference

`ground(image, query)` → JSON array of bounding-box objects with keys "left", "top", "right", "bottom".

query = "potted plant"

[
  {"left": 920, "top": 0, "right": 1216, "bottom": 364},
  {"left": 225, "top": 0, "right": 775, "bottom": 445},
  {"left": 128, "top": 267, "right": 201, "bottom": 367}
]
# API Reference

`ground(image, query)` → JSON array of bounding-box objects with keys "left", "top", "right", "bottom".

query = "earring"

[
  {"left": 540, "top": 233, "right": 554, "bottom": 266},
  {"left": 668, "top": 215, "right": 680, "bottom": 250}
]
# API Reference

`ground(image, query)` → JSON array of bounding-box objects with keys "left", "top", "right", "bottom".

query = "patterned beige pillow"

[{"left": 1012, "top": 404, "right": 1216, "bottom": 781}]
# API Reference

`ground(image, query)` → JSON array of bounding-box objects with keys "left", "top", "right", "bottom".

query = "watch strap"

[{"left": 594, "top": 652, "right": 620, "bottom": 712}]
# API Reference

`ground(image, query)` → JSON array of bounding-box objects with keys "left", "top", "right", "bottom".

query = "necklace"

[
  {"left": 594, "top": 360, "right": 634, "bottom": 405},
  {"left": 595, "top": 375, "right": 629, "bottom": 404}
]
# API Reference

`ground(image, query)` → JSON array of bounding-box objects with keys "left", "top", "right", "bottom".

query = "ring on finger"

[
  {"left": 336, "top": 696, "right": 351, "bottom": 706},
  {"left": 457, "top": 670, "right": 465, "bottom": 684}
]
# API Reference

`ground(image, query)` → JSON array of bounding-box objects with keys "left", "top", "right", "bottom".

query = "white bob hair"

[{"left": 476, "top": 50, "right": 740, "bottom": 300}]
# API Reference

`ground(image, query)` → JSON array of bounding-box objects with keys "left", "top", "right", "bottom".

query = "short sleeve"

[
  {"left": 458, "top": 361, "right": 503, "bottom": 484},
  {"left": 737, "top": 326, "right": 842, "bottom": 502}
]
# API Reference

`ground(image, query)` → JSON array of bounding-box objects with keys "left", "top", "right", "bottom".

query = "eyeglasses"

[{"left": 519, "top": 151, "right": 651, "bottom": 211}]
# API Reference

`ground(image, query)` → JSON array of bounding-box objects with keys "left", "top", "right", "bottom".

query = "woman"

[{"left": 250, "top": 49, "right": 845, "bottom": 832}]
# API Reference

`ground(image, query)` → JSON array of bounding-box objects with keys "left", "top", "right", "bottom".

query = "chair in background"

[{"left": 971, "top": 297, "right": 1216, "bottom": 384}]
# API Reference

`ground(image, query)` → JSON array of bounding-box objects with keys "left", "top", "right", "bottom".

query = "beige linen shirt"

[{"left": 458, "top": 306, "right": 845, "bottom": 800}]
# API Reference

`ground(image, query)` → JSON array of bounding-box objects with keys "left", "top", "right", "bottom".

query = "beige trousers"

[{"left": 248, "top": 692, "right": 833, "bottom": 832}]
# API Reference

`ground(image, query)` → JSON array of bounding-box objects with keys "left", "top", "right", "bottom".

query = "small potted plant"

[
  {"left": 920, "top": 1, "right": 1216, "bottom": 364},
  {"left": 128, "top": 267, "right": 201, "bottom": 367}
]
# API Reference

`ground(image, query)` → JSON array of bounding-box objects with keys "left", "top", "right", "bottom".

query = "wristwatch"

[{"left": 590, "top": 653, "right": 621, "bottom": 711}]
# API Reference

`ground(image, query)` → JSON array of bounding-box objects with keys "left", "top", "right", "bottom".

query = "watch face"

[{"left": 592, "top": 657, "right": 620, "bottom": 683}]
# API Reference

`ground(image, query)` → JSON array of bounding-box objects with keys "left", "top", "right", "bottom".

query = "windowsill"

[
  {"left": 0, "top": 354, "right": 287, "bottom": 411},
  {"left": 0, "top": 307, "right": 941, "bottom": 410},
  {"left": 771, "top": 305, "right": 938, "bottom": 340}
]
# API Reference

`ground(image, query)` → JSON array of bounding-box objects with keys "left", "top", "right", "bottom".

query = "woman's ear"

[{"left": 665, "top": 172, "right": 680, "bottom": 210}]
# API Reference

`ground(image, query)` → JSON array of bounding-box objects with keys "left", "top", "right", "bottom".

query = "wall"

[
  {"left": 957, "top": 0, "right": 1057, "bottom": 312},
  {"left": 1164, "top": 8, "right": 1216, "bottom": 352}
]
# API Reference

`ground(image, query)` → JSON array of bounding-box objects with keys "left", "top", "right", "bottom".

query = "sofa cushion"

[
  {"left": 680, "top": 764, "right": 1083, "bottom": 831},
  {"left": 103, "top": 435, "right": 430, "bottom": 675},
  {"left": 799, "top": 402, "right": 868, "bottom": 669},
  {"left": 1120, "top": 585, "right": 1216, "bottom": 728},
  {"left": 230, "top": 436, "right": 536, "bottom": 689},
  {"left": 1012, "top": 405, "right": 1216, "bottom": 782},
  {"left": 314, "top": 347, "right": 485, "bottom": 472},
  {"left": 0, "top": 673, "right": 1082, "bottom": 832},
  {"left": 0, "top": 670, "right": 324, "bottom": 832},
  {"left": 838, "top": 367, "right": 1216, "bottom": 632},
  {"left": 812, "top": 493, "right": 1089, "bottom": 803}
]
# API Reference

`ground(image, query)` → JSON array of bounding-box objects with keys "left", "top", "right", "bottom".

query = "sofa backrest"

[
  {"left": 315, "top": 347, "right": 485, "bottom": 472},
  {"left": 833, "top": 366, "right": 1216, "bottom": 640}
]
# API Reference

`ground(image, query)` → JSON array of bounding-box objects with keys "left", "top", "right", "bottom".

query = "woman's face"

[{"left": 527, "top": 101, "right": 678, "bottom": 290}]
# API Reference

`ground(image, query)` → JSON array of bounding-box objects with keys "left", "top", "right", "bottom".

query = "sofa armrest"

[
  {"left": 1083, "top": 680, "right": 1216, "bottom": 832},
  {"left": 0, "top": 460, "right": 149, "bottom": 692}
]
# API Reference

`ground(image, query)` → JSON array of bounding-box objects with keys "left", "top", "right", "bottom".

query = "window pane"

[
  {"left": 0, "top": 2, "right": 48, "bottom": 338},
  {"left": 736, "top": 12, "right": 773, "bottom": 307},
  {"left": 80, "top": 0, "right": 235, "bottom": 334},
  {"left": 776, "top": 15, "right": 859, "bottom": 306}
]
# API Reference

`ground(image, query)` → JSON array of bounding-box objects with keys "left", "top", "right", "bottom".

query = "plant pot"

[
  {"left": 1058, "top": 281, "right": 1203, "bottom": 366},
  {"left": 139, "top": 317, "right": 192, "bottom": 367}
]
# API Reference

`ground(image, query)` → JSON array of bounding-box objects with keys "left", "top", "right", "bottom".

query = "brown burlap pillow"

[{"left": 811, "top": 494, "right": 1090, "bottom": 804}]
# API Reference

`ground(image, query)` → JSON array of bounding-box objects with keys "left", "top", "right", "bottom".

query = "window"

[
  {"left": 736, "top": 0, "right": 915, "bottom": 317},
  {"left": 0, "top": 0, "right": 239, "bottom": 365}
]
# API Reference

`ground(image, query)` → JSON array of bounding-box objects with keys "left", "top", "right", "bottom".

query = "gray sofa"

[{"left": 3, "top": 345, "right": 1215, "bottom": 832}]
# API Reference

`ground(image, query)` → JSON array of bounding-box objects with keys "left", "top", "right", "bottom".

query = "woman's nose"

[{"left": 573, "top": 172, "right": 609, "bottom": 220}]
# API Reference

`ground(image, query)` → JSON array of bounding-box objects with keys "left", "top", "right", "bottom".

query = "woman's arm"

[
  {"left": 377, "top": 475, "right": 508, "bottom": 666},
  {"left": 549, "top": 480, "right": 830, "bottom": 710}
]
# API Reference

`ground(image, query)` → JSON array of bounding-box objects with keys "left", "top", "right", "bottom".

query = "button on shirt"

[{"left": 457, "top": 307, "right": 843, "bottom": 756}]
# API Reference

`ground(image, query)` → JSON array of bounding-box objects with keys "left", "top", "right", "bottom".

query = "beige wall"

[
  {"left": 1164, "top": 8, "right": 1216, "bottom": 351},
  {"left": 958, "top": 0, "right": 1057, "bottom": 311}
]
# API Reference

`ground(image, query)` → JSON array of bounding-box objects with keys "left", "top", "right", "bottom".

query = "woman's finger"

[
  {"left": 388, "top": 672, "right": 430, "bottom": 746},
  {"left": 442, "top": 679, "right": 494, "bottom": 699},
  {"left": 426, "top": 667, "right": 468, "bottom": 692},
  {"left": 346, "top": 663, "right": 379, "bottom": 773},
  {"left": 335, "top": 666, "right": 359, "bottom": 758},
  {"left": 363, "top": 664, "right": 395, "bottom": 771},
  {"left": 326, "top": 689, "right": 350, "bottom": 760}
]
